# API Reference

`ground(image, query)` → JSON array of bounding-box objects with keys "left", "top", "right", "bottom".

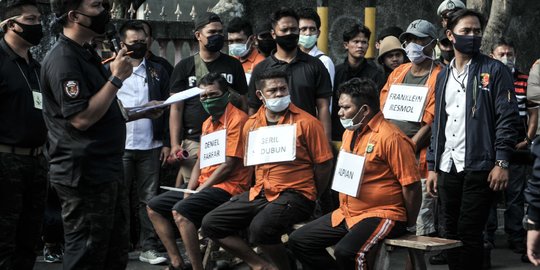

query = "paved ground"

[{"left": 34, "top": 232, "right": 536, "bottom": 270}]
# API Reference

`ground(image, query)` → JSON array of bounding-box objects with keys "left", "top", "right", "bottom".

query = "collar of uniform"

[
  {"left": 58, "top": 34, "right": 93, "bottom": 61},
  {"left": 269, "top": 49, "right": 309, "bottom": 65},
  {"left": 449, "top": 57, "right": 472, "bottom": 76},
  {"left": 251, "top": 102, "right": 301, "bottom": 125},
  {"left": 133, "top": 58, "right": 147, "bottom": 77},
  {"left": 0, "top": 38, "right": 37, "bottom": 67},
  {"left": 308, "top": 45, "right": 323, "bottom": 56},
  {"left": 359, "top": 111, "right": 383, "bottom": 135},
  {"left": 242, "top": 48, "right": 260, "bottom": 63}
]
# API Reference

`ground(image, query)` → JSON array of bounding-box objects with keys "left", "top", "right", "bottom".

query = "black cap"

[
  {"left": 377, "top": 26, "right": 403, "bottom": 42},
  {"left": 194, "top": 12, "right": 222, "bottom": 31},
  {"left": 2, "top": 0, "right": 37, "bottom": 20}
]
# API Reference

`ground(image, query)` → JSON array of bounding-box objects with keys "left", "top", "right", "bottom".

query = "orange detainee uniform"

[
  {"left": 240, "top": 49, "right": 265, "bottom": 74},
  {"left": 379, "top": 62, "right": 442, "bottom": 178},
  {"left": 331, "top": 112, "right": 420, "bottom": 228},
  {"left": 245, "top": 104, "right": 333, "bottom": 202},
  {"left": 198, "top": 103, "right": 250, "bottom": 196}
]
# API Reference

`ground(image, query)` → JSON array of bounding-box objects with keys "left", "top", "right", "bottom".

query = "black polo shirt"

[
  {"left": 41, "top": 34, "right": 126, "bottom": 187},
  {"left": 331, "top": 58, "right": 384, "bottom": 141},
  {"left": 247, "top": 50, "right": 333, "bottom": 116},
  {"left": 169, "top": 53, "right": 247, "bottom": 141},
  {"left": 0, "top": 38, "right": 46, "bottom": 148}
]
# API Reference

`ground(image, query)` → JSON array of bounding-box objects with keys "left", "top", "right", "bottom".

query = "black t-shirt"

[
  {"left": 169, "top": 53, "right": 247, "bottom": 141},
  {"left": 331, "top": 59, "right": 384, "bottom": 141},
  {"left": 0, "top": 39, "right": 47, "bottom": 148},
  {"left": 248, "top": 50, "right": 333, "bottom": 116},
  {"left": 41, "top": 34, "right": 126, "bottom": 187}
]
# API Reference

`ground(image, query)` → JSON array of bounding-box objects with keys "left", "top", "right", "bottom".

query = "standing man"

[
  {"left": 116, "top": 20, "right": 170, "bottom": 265},
  {"left": 254, "top": 22, "right": 276, "bottom": 58},
  {"left": 43, "top": 0, "right": 160, "bottom": 268},
  {"left": 139, "top": 20, "right": 174, "bottom": 76},
  {"left": 226, "top": 17, "right": 265, "bottom": 77},
  {"left": 331, "top": 23, "right": 384, "bottom": 143},
  {"left": 485, "top": 38, "right": 538, "bottom": 259},
  {"left": 202, "top": 70, "right": 334, "bottom": 270},
  {"left": 247, "top": 7, "right": 333, "bottom": 140},
  {"left": 380, "top": 19, "right": 442, "bottom": 237},
  {"left": 147, "top": 73, "right": 250, "bottom": 270},
  {"left": 296, "top": 7, "right": 335, "bottom": 87},
  {"left": 426, "top": 9, "right": 521, "bottom": 270},
  {"left": 0, "top": 1, "right": 47, "bottom": 269},
  {"left": 169, "top": 12, "right": 248, "bottom": 187}
]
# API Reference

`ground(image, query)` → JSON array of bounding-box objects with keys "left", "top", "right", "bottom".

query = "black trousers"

[
  {"left": 289, "top": 214, "right": 406, "bottom": 270},
  {"left": 53, "top": 178, "right": 129, "bottom": 270},
  {"left": 0, "top": 153, "right": 47, "bottom": 270},
  {"left": 438, "top": 169, "right": 494, "bottom": 270}
]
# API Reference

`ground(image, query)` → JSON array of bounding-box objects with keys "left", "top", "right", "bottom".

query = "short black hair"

[
  {"left": 50, "top": 0, "right": 83, "bottom": 26},
  {"left": 198, "top": 72, "right": 229, "bottom": 93},
  {"left": 446, "top": 9, "right": 486, "bottom": 32},
  {"left": 270, "top": 7, "right": 299, "bottom": 29},
  {"left": 296, "top": 8, "right": 321, "bottom": 29},
  {"left": 2, "top": 1, "right": 38, "bottom": 31},
  {"left": 138, "top": 20, "right": 153, "bottom": 37},
  {"left": 491, "top": 37, "right": 515, "bottom": 53},
  {"left": 343, "top": 23, "right": 372, "bottom": 42},
  {"left": 227, "top": 17, "right": 253, "bottom": 37},
  {"left": 119, "top": 20, "right": 147, "bottom": 40},
  {"left": 255, "top": 70, "right": 288, "bottom": 90},
  {"left": 337, "top": 78, "right": 380, "bottom": 113}
]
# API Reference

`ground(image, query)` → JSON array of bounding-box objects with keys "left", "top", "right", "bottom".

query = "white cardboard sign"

[
  {"left": 245, "top": 124, "right": 296, "bottom": 166},
  {"left": 382, "top": 84, "right": 429, "bottom": 122},
  {"left": 200, "top": 129, "right": 227, "bottom": 169},
  {"left": 331, "top": 150, "right": 366, "bottom": 197}
]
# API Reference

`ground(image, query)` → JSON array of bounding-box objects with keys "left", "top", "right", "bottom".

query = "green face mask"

[{"left": 201, "top": 93, "right": 229, "bottom": 121}]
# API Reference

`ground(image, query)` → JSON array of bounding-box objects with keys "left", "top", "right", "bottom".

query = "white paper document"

[
  {"left": 160, "top": 186, "right": 199, "bottom": 194},
  {"left": 128, "top": 87, "right": 205, "bottom": 113}
]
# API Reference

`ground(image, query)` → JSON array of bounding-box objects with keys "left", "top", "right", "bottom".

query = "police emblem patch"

[
  {"left": 64, "top": 80, "right": 80, "bottom": 98},
  {"left": 480, "top": 73, "right": 490, "bottom": 89}
]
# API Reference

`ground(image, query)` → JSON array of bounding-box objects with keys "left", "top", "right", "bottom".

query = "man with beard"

[{"left": 247, "top": 7, "right": 333, "bottom": 141}]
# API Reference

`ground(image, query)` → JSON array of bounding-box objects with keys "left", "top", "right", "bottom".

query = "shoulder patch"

[{"left": 64, "top": 80, "right": 80, "bottom": 98}]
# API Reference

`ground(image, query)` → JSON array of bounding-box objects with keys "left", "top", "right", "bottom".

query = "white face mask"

[
  {"left": 500, "top": 56, "right": 516, "bottom": 71},
  {"left": 229, "top": 43, "right": 249, "bottom": 57},
  {"left": 340, "top": 105, "right": 367, "bottom": 130},
  {"left": 403, "top": 40, "right": 434, "bottom": 64},
  {"left": 298, "top": 34, "right": 318, "bottom": 49},
  {"left": 260, "top": 92, "right": 291, "bottom": 112}
]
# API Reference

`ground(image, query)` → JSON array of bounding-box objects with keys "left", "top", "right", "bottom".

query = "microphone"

[{"left": 106, "top": 24, "right": 121, "bottom": 53}]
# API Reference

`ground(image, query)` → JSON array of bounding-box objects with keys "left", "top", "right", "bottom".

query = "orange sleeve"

[
  {"left": 303, "top": 118, "right": 334, "bottom": 164},
  {"left": 225, "top": 113, "right": 248, "bottom": 159},
  {"left": 421, "top": 66, "right": 441, "bottom": 125},
  {"left": 379, "top": 76, "right": 392, "bottom": 110},
  {"left": 385, "top": 132, "right": 421, "bottom": 186}
]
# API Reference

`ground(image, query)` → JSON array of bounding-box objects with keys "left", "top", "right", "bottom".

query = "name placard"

[
  {"left": 245, "top": 124, "right": 296, "bottom": 166},
  {"left": 200, "top": 129, "right": 227, "bottom": 169},
  {"left": 382, "top": 84, "right": 429, "bottom": 122},
  {"left": 331, "top": 150, "right": 366, "bottom": 197}
]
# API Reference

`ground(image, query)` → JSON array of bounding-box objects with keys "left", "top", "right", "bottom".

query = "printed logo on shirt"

[
  {"left": 220, "top": 73, "right": 233, "bottom": 84},
  {"left": 480, "top": 73, "right": 490, "bottom": 90},
  {"left": 188, "top": 76, "right": 197, "bottom": 87},
  {"left": 63, "top": 80, "right": 80, "bottom": 98}
]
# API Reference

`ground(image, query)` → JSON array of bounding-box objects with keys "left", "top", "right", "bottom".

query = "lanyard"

[{"left": 15, "top": 61, "right": 42, "bottom": 93}]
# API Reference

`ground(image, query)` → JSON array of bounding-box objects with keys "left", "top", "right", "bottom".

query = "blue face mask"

[
  {"left": 229, "top": 43, "right": 249, "bottom": 57},
  {"left": 298, "top": 34, "right": 318, "bottom": 49}
]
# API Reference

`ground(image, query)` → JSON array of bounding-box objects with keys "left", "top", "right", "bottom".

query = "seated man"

[
  {"left": 146, "top": 73, "right": 250, "bottom": 270},
  {"left": 201, "top": 70, "right": 334, "bottom": 270},
  {"left": 289, "top": 78, "right": 422, "bottom": 270}
]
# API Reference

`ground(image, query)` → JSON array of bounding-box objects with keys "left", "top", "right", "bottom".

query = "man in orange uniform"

[
  {"left": 201, "top": 70, "right": 334, "bottom": 270},
  {"left": 379, "top": 19, "right": 442, "bottom": 236},
  {"left": 147, "top": 73, "right": 250, "bottom": 270},
  {"left": 289, "top": 78, "right": 421, "bottom": 270}
]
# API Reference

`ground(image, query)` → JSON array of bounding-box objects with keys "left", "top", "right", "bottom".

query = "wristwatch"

[
  {"left": 495, "top": 160, "right": 509, "bottom": 169},
  {"left": 108, "top": 75, "right": 123, "bottom": 89},
  {"left": 523, "top": 215, "right": 540, "bottom": 230}
]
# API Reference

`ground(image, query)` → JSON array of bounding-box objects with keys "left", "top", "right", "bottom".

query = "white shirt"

[
  {"left": 308, "top": 45, "right": 335, "bottom": 87},
  {"left": 117, "top": 59, "right": 163, "bottom": 150},
  {"left": 439, "top": 59, "right": 471, "bottom": 173}
]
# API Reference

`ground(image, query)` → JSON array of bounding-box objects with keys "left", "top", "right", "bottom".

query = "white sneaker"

[{"left": 139, "top": 250, "right": 167, "bottom": 265}]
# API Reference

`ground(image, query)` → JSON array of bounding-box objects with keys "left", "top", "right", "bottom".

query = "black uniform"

[
  {"left": 0, "top": 38, "right": 47, "bottom": 270},
  {"left": 41, "top": 34, "right": 129, "bottom": 269},
  {"left": 247, "top": 50, "right": 333, "bottom": 116}
]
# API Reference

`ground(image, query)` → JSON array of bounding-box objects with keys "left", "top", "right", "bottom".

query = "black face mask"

[
  {"left": 76, "top": 9, "right": 111, "bottom": 35},
  {"left": 257, "top": 38, "right": 276, "bottom": 56},
  {"left": 12, "top": 21, "right": 43, "bottom": 46},
  {"left": 125, "top": 42, "right": 147, "bottom": 59},
  {"left": 440, "top": 49, "right": 455, "bottom": 62},
  {"left": 205, "top": 34, "right": 224, "bottom": 52},
  {"left": 274, "top": 33, "right": 299, "bottom": 52},
  {"left": 452, "top": 33, "right": 482, "bottom": 55}
]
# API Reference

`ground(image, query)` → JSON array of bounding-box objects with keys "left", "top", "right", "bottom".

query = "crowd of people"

[{"left": 2, "top": 0, "right": 540, "bottom": 270}]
